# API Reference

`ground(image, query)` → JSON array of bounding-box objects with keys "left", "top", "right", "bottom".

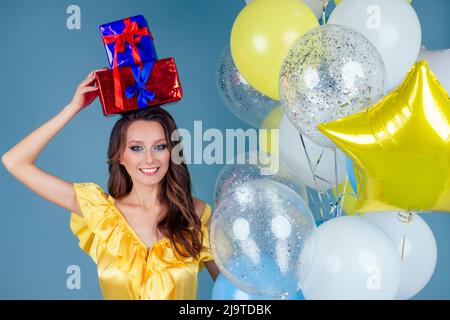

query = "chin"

[{"left": 137, "top": 176, "right": 164, "bottom": 186}]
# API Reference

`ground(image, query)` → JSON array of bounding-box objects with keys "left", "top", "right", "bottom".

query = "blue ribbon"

[{"left": 125, "top": 61, "right": 156, "bottom": 108}]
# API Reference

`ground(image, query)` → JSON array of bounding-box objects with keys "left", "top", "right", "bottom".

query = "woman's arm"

[
  {"left": 194, "top": 198, "right": 220, "bottom": 281},
  {"left": 205, "top": 260, "right": 220, "bottom": 281},
  {"left": 1, "top": 70, "right": 103, "bottom": 216}
]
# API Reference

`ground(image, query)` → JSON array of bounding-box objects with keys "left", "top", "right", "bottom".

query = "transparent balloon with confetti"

[
  {"left": 280, "top": 24, "right": 387, "bottom": 148},
  {"left": 214, "top": 151, "right": 307, "bottom": 207},
  {"left": 216, "top": 45, "right": 279, "bottom": 128},
  {"left": 211, "top": 179, "right": 316, "bottom": 298}
]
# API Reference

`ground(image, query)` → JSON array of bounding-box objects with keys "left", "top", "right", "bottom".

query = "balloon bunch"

[{"left": 213, "top": 0, "right": 449, "bottom": 300}]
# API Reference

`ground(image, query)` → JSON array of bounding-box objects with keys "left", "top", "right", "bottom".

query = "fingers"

[
  {"left": 82, "top": 86, "right": 99, "bottom": 93},
  {"left": 79, "top": 73, "right": 96, "bottom": 88},
  {"left": 89, "top": 68, "right": 108, "bottom": 75},
  {"left": 79, "top": 68, "right": 108, "bottom": 88}
]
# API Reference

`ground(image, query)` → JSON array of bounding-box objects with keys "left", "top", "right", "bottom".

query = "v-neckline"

[{"left": 107, "top": 194, "right": 170, "bottom": 255}]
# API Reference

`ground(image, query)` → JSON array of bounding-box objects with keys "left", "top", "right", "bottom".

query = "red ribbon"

[{"left": 103, "top": 18, "right": 152, "bottom": 110}]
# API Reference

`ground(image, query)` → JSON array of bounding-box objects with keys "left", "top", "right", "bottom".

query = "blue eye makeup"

[
  {"left": 153, "top": 144, "right": 167, "bottom": 151},
  {"left": 129, "top": 144, "right": 167, "bottom": 152},
  {"left": 130, "top": 146, "right": 143, "bottom": 152}
]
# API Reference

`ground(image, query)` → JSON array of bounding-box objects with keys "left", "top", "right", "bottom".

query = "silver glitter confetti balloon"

[
  {"left": 211, "top": 179, "right": 316, "bottom": 298},
  {"left": 214, "top": 151, "right": 307, "bottom": 207},
  {"left": 216, "top": 45, "right": 279, "bottom": 128},
  {"left": 280, "top": 24, "right": 387, "bottom": 148}
]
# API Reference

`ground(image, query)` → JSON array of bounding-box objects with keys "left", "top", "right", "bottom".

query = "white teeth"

[{"left": 140, "top": 168, "right": 158, "bottom": 173}]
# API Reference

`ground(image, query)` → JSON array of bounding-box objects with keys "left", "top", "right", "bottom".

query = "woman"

[{"left": 2, "top": 70, "right": 220, "bottom": 299}]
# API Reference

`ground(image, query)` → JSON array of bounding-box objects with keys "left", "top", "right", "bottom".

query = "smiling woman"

[
  {"left": 106, "top": 109, "right": 209, "bottom": 260},
  {"left": 1, "top": 71, "right": 219, "bottom": 300}
]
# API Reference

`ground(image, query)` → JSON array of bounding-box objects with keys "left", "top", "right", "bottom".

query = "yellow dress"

[{"left": 69, "top": 182, "right": 214, "bottom": 300}]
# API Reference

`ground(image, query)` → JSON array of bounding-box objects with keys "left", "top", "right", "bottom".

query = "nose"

[{"left": 143, "top": 149, "right": 155, "bottom": 163}]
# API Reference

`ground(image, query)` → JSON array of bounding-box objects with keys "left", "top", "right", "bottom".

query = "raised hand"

[{"left": 68, "top": 69, "right": 106, "bottom": 112}]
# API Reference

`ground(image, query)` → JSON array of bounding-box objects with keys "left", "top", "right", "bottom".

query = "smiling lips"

[{"left": 139, "top": 167, "right": 159, "bottom": 176}]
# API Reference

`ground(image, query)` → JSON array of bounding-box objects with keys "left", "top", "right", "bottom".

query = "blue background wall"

[{"left": 0, "top": 0, "right": 449, "bottom": 299}]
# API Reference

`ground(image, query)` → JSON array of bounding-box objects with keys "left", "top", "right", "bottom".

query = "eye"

[
  {"left": 153, "top": 144, "right": 167, "bottom": 151},
  {"left": 130, "top": 146, "right": 144, "bottom": 152}
]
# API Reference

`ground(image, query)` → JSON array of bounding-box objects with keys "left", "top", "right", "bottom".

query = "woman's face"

[{"left": 120, "top": 120, "right": 171, "bottom": 187}]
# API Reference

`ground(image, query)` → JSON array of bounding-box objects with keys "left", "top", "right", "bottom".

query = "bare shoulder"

[{"left": 193, "top": 197, "right": 207, "bottom": 221}]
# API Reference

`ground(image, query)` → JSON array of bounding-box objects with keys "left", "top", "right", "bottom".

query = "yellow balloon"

[
  {"left": 231, "top": 0, "right": 319, "bottom": 100},
  {"left": 259, "top": 106, "right": 283, "bottom": 155},
  {"left": 261, "top": 106, "right": 284, "bottom": 129},
  {"left": 319, "top": 61, "right": 450, "bottom": 212}
]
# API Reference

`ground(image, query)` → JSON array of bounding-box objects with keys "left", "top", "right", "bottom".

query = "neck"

[{"left": 128, "top": 183, "right": 161, "bottom": 211}]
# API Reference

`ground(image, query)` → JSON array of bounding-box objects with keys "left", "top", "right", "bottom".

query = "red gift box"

[{"left": 95, "top": 58, "right": 183, "bottom": 116}]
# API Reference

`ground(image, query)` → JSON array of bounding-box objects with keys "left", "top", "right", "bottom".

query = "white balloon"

[
  {"left": 245, "top": 0, "right": 324, "bottom": 19},
  {"left": 279, "top": 114, "right": 346, "bottom": 191},
  {"left": 329, "top": 0, "right": 422, "bottom": 90},
  {"left": 418, "top": 48, "right": 450, "bottom": 93},
  {"left": 363, "top": 212, "right": 437, "bottom": 300},
  {"left": 301, "top": 216, "right": 401, "bottom": 300}
]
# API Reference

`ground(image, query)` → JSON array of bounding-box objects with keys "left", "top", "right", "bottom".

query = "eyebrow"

[{"left": 127, "top": 139, "right": 166, "bottom": 144}]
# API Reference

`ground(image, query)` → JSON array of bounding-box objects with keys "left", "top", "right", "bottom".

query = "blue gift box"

[{"left": 99, "top": 15, "right": 158, "bottom": 69}]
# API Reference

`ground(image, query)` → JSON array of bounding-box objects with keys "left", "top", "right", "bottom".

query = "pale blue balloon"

[{"left": 212, "top": 273, "right": 304, "bottom": 300}]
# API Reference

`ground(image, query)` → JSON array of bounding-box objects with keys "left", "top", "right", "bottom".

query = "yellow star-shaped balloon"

[{"left": 318, "top": 61, "right": 450, "bottom": 212}]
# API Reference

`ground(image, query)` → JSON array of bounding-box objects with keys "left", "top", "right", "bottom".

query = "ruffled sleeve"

[
  {"left": 198, "top": 203, "right": 214, "bottom": 272},
  {"left": 69, "top": 182, "right": 147, "bottom": 296},
  {"left": 69, "top": 182, "right": 111, "bottom": 263}
]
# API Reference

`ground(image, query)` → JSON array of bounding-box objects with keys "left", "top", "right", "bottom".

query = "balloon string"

[
  {"left": 322, "top": 1, "right": 329, "bottom": 25},
  {"left": 333, "top": 148, "right": 340, "bottom": 217},
  {"left": 299, "top": 133, "right": 326, "bottom": 222},
  {"left": 400, "top": 235, "right": 407, "bottom": 261},
  {"left": 338, "top": 175, "right": 348, "bottom": 217},
  {"left": 397, "top": 211, "right": 414, "bottom": 261}
]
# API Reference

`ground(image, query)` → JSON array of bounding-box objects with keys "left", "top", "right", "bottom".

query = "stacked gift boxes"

[{"left": 95, "top": 15, "right": 183, "bottom": 116}]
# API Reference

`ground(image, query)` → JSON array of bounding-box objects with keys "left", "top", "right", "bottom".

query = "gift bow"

[
  {"left": 126, "top": 62, "right": 156, "bottom": 108},
  {"left": 102, "top": 18, "right": 152, "bottom": 61},
  {"left": 103, "top": 17, "right": 152, "bottom": 110}
]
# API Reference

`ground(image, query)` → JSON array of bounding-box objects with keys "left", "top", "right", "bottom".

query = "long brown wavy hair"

[{"left": 107, "top": 107, "right": 204, "bottom": 259}]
